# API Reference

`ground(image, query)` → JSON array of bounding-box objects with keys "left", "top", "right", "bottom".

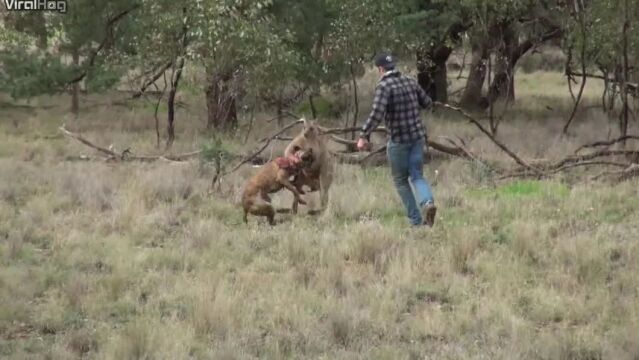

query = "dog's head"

[{"left": 296, "top": 147, "right": 314, "bottom": 166}]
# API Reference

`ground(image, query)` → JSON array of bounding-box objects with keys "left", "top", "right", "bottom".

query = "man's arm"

[
  {"left": 415, "top": 81, "right": 433, "bottom": 110},
  {"left": 359, "top": 83, "right": 389, "bottom": 141}
]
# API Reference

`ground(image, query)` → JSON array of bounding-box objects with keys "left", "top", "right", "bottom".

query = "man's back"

[{"left": 360, "top": 69, "right": 432, "bottom": 144}]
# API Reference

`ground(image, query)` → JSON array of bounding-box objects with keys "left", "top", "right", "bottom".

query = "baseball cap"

[{"left": 374, "top": 52, "right": 395, "bottom": 69}]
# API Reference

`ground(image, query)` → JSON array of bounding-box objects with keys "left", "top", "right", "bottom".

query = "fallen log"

[
  {"left": 59, "top": 125, "right": 201, "bottom": 162},
  {"left": 59, "top": 115, "right": 639, "bottom": 186},
  {"left": 591, "top": 164, "right": 639, "bottom": 182},
  {"left": 574, "top": 135, "right": 639, "bottom": 153},
  {"left": 433, "top": 102, "right": 541, "bottom": 175}
]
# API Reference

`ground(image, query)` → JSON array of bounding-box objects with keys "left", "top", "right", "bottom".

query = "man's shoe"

[{"left": 421, "top": 201, "right": 437, "bottom": 227}]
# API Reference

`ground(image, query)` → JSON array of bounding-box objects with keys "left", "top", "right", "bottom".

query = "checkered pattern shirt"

[{"left": 359, "top": 70, "right": 432, "bottom": 143}]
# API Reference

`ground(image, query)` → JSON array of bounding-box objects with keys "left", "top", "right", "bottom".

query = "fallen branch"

[
  {"left": 549, "top": 160, "right": 630, "bottom": 174},
  {"left": 434, "top": 102, "right": 541, "bottom": 174},
  {"left": 320, "top": 126, "right": 387, "bottom": 136},
  {"left": 59, "top": 125, "right": 201, "bottom": 162},
  {"left": 59, "top": 126, "right": 118, "bottom": 158},
  {"left": 437, "top": 136, "right": 480, "bottom": 162},
  {"left": 574, "top": 135, "right": 639, "bottom": 153},
  {"left": 501, "top": 160, "right": 631, "bottom": 180},
  {"left": 327, "top": 129, "right": 481, "bottom": 163},
  {"left": 0, "top": 101, "right": 57, "bottom": 110},
  {"left": 550, "top": 149, "right": 639, "bottom": 170},
  {"left": 360, "top": 146, "right": 387, "bottom": 164},
  {"left": 330, "top": 135, "right": 358, "bottom": 148},
  {"left": 591, "top": 164, "right": 639, "bottom": 182}
]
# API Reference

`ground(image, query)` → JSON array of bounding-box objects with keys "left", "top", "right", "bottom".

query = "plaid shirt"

[{"left": 359, "top": 70, "right": 432, "bottom": 143}]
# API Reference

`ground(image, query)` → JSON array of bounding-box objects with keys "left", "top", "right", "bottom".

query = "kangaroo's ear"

[{"left": 301, "top": 117, "right": 309, "bottom": 128}]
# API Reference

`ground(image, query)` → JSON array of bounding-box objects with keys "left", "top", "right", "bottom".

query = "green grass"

[{"left": 466, "top": 179, "right": 570, "bottom": 199}]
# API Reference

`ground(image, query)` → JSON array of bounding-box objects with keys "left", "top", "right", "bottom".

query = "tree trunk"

[
  {"left": 71, "top": 49, "right": 80, "bottom": 116},
  {"left": 166, "top": 6, "right": 188, "bottom": 150},
  {"left": 308, "top": 93, "right": 318, "bottom": 119},
  {"left": 487, "top": 25, "right": 563, "bottom": 103},
  {"left": 349, "top": 61, "right": 360, "bottom": 139},
  {"left": 415, "top": 22, "right": 471, "bottom": 103},
  {"left": 562, "top": 9, "right": 588, "bottom": 136},
  {"left": 416, "top": 46, "right": 451, "bottom": 103},
  {"left": 487, "top": 55, "right": 515, "bottom": 103},
  {"left": 276, "top": 87, "right": 284, "bottom": 127},
  {"left": 487, "top": 22, "right": 517, "bottom": 103},
  {"left": 166, "top": 57, "right": 185, "bottom": 150},
  {"left": 205, "top": 69, "right": 238, "bottom": 130},
  {"left": 433, "top": 60, "right": 448, "bottom": 103},
  {"left": 416, "top": 49, "right": 436, "bottom": 100},
  {"left": 460, "top": 40, "right": 489, "bottom": 110},
  {"left": 34, "top": 13, "right": 47, "bottom": 50},
  {"left": 620, "top": 0, "right": 630, "bottom": 147}
]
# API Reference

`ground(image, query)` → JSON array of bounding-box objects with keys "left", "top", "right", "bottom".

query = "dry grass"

[{"left": 0, "top": 69, "right": 638, "bottom": 359}]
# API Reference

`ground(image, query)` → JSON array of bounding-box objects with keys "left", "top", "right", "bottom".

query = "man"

[{"left": 356, "top": 52, "right": 437, "bottom": 227}]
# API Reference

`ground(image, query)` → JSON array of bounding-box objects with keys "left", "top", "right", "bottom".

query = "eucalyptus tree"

[
  {"left": 0, "top": 0, "right": 138, "bottom": 112},
  {"left": 562, "top": 0, "right": 639, "bottom": 139}
]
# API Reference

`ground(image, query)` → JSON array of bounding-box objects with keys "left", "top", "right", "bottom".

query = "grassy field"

[{"left": 1, "top": 69, "right": 638, "bottom": 359}]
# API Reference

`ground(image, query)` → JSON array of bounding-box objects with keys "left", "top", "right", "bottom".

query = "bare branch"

[
  {"left": 590, "top": 164, "right": 639, "bottom": 182},
  {"left": 59, "top": 126, "right": 118, "bottom": 158},
  {"left": 562, "top": 13, "right": 588, "bottom": 135},
  {"left": 434, "top": 102, "right": 541, "bottom": 174},
  {"left": 131, "top": 61, "right": 173, "bottom": 99},
  {"left": 59, "top": 125, "right": 200, "bottom": 162},
  {"left": 551, "top": 149, "right": 639, "bottom": 169},
  {"left": 574, "top": 135, "right": 639, "bottom": 153},
  {"left": 257, "top": 119, "right": 304, "bottom": 142},
  {"left": 567, "top": 71, "right": 638, "bottom": 93}
]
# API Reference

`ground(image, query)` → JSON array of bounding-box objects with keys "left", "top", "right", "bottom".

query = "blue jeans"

[{"left": 387, "top": 138, "right": 435, "bottom": 225}]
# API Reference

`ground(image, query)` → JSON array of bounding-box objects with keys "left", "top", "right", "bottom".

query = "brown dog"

[
  {"left": 241, "top": 149, "right": 314, "bottom": 225},
  {"left": 284, "top": 118, "right": 334, "bottom": 211}
]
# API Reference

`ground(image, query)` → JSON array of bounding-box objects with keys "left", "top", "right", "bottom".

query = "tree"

[
  {"left": 393, "top": 0, "right": 471, "bottom": 102},
  {"left": 458, "top": 0, "right": 564, "bottom": 109},
  {"left": 190, "top": 0, "right": 287, "bottom": 130},
  {"left": 562, "top": 0, "right": 639, "bottom": 138},
  {"left": 0, "top": 0, "right": 139, "bottom": 114}
]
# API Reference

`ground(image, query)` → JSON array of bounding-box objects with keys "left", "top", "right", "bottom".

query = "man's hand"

[{"left": 357, "top": 137, "right": 371, "bottom": 151}]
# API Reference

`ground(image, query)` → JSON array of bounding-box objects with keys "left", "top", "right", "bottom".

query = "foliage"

[
  {"left": 565, "top": 0, "right": 639, "bottom": 72},
  {"left": 393, "top": 0, "right": 466, "bottom": 51},
  {"left": 0, "top": 46, "right": 76, "bottom": 98},
  {"left": 200, "top": 137, "right": 232, "bottom": 164},
  {"left": 0, "top": 0, "right": 638, "bottom": 117},
  {"left": 0, "top": 0, "right": 139, "bottom": 100},
  {"left": 294, "top": 95, "right": 347, "bottom": 118}
]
